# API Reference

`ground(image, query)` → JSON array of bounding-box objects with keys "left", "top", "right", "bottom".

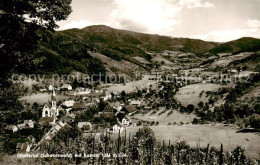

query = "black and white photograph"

[{"left": 0, "top": 0, "right": 260, "bottom": 164}]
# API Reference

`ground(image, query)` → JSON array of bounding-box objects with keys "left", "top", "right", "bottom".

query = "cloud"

[
  {"left": 190, "top": 28, "right": 260, "bottom": 42},
  {"left": 58, "top": 20, "right": 109, "bottom": 30},
  {"left": 110, "top": 0, "right": 214, "bottom": 35},
  {"left": 246, "top": 19, "right": 260, "bottom": 28},
  {"left": 178, "top": 0, "right": 214, "bottom": 9}
]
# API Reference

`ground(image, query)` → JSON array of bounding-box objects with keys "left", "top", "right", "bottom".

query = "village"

[{"left": 3, "top": 54, "right": 259, "bottom": 160}]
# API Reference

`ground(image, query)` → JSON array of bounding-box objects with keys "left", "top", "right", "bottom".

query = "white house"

[
  {"left": 112, "top": 124, "right": 122, "bottom": 133},
  {"left": 62, "top": 100, "right": 75, "bottom": 108},
  {"left": 130, "top": 100, "right": 141, "bottom": 107},
  {"left": 100, "top": 91, "right": 112, "bottom": 101},
  {"left": 12, "top": 125, "right": 19, "bottom": 132},
  {"left": 76, "top": 88, "right": 91, "bottom": 95},
  {"left": 110, "top": 102, "right": 122, "bottom": 111},
  {"left": 17, "top": 123, "right": 26, "bottom": 130},
  {"left": 48, "top": 85, "right": 54, "bottom": 91},
  {"left": 122, "top": 117, "right": 131, "bottom": 126},
  {"left": 24, "top": 120, "right": 34, "bottom": 128},
  {"left": 61, "top": 84, "right": 72, "bottom": 91}
]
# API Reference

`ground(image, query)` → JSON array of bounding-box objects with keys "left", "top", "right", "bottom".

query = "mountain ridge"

[{"left": 26, "top": 25, "right": 260, "bottom": 77}]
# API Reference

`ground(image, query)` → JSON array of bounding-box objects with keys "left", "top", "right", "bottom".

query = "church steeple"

[{"left": 51, "top": 89, "right": 56, "bottom": 107}]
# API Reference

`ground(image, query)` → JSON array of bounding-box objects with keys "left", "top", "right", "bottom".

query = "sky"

[{"left": 57, "top": 0, "right": 260, "bottom": 42}]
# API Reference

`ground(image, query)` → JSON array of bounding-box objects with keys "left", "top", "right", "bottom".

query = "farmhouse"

[
  {"left": 78, "top": 122, "right": 92, "bottom": 132},
  {"left": 24, "top": 120, "right": 34, "bottom": 128},
  {"left": 119, "top": 100, "right": 125, "bottom": 106},
  {"left": 130, "top": 100, "right": 141, "bottom": 107},
  {"left": 100, "top": 91, "right": 112, "bottom": 101},
  {"left": 40, "top": 120, "right": 67, "bottom": 142},
  {"left": 72, "top": 102, "right": 86, "bottom": 110},
  {"left": 16, "top": 142, "right": 31, "bottom": 153},
  {"left": 62, "top": 100, "right": 75, "bottom": 108},
  {"left": 112, "top": 124, "right": 122, "bottom": 133},
  {"left": 61, "top": 84, "right": 72, "bottom": 91},
  {"left": 103, "top": 104, "right": 114, "bottom": 113},
  {"left": 76, "top": 87, "right": 91, "bottom": 95},
  {"left": 122, "top": 117, "right": 132, "bottom": 126},
  {"left": 102, "top": 112, "right": 115, "bottom": 119},
  {"left": 121, "top": 105, "right": 137, "bottom": 114},
  {"left": 48, "top": 85, "right": 54, "bottom": 91},
  {"left": 110, "top": 101, "right": 122, "bottom": 111}
]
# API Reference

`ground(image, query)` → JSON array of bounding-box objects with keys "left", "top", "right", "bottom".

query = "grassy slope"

[{"left": 209, "top": 37, "right": 260, "bottom": 54}]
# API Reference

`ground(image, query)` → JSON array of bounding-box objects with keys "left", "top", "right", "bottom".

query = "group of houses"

[{"left": 5, "top": 120, "right": 35, "bottom": 133}]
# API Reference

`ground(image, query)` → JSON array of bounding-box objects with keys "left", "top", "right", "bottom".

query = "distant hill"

[
  {"left": 209, "top": 37, "right": 260, "bottom": 54},
  {"left": 61, "top": 25, "right": 218, "bottom": 59},
  {"left": 26, "top": 26, "right": 260, "bottom": 76}
]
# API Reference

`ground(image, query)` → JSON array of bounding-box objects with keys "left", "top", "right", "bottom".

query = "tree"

[
  {"left": 198, "top": 101, "right": 204, "bottom": 108},
  {"left": 250, "top": 117, "right": 260, "bottom": 131},
  {"left": 187, "top": 104, "right": 195, "bottom": 113},
  {"left": 0, "top": 0, "right": 72, "bottom": 86}
]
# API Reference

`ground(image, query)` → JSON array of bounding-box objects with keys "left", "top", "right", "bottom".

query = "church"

[{"left": 42, "top": 90, "right": 59, "bottom": 119}]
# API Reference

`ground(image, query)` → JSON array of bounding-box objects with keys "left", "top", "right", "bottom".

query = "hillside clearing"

[{"left": 175, "top": 83, "right": 223, "bottom": 107}]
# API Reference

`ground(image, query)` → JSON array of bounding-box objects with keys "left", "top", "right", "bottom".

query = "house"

[
  {"left": 122, "top": 117, "right": 131, "bottom": 126},
  {"left": 72, "top": 102, "right": 86, "bottom": 110},
  {"left": 66, "top": 112, "right": 76, "bottom": 119},
  {"left": 121, "top": 105, "right": 137, "bottom": 114},
  {"left": 119, "top": 100, "right": 125, "bottom": 106},
  {"left": 17, "top": 123, "right": 26, "bottom": 130},
  {"left": 16, "top": 143, "right": 23, "bottom": 152},
  {"left": 39, "top": 117, "right": 54, "bottom": 127},
  {"left": 24, "top": 120, "right": 34, "bottom": 128},
  {"left": 78, "top": 122, "right": 92, "bottom": 132},
  {"left": 103, "top": 104, "right": 113, "bottom": 113},
  {"left": 61, "top": 84, "right": 72, "bottom": 91},
  {"left": 76, "top": 88, "right": 91, "bottom": 95},
  {"left": 102, "top": 112, "right": 115, "bottom": 119},
  {"left": 110, "top": 102, "right": 122, "bottom": 111},
  {"left": 100, "top": 91, "right": 112, "bottom": 101},
  {"left": 40, "top": 120, "right": 67, "bottom": 142},
  {"left": 112, "top": 124, "right": 122, "bottom": 133},
  {"left": 231, "top": 69, "right": 238, "bottom": 74},
  {"left": 16, "top": 142, "right": 31, "bottom": 153},
  {"left": 12, "top": 125, "right": 19, "bottom": 132},
  {"left": 40, "top": 88, "right": 47, "bottom": 92},
  {"left": 130, "top": 100, "right": 141, "bottom": 107},
  {"left": 48, "top": 85, "right": 54, "bottom": 91},
  {"left": 228, "top": 69, "right": 238, "bottom": 74},
  {"left": 142, "top": 74, "right": 149, "bottom": 80},
  {"left": 62, "top": 100, "right": 75, "bottom": 108},
  {"left": 94, "top": 114, "right": 101, "bottom": 118},
  {"left": 144, "top": 106, "right": 152, "bottom": 110}
]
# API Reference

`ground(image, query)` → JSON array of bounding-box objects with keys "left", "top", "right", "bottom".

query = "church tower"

[
  {"left": 50, "top": 89, "right": 58, "bottom": 119},
  {"left": 51, "top": 89, "right": 56, "bottom": 108}
]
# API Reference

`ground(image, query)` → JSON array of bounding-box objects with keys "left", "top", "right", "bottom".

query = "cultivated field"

[
  {"left": 106, "top": 79, "right": 158, "bottom": 93},
  {"left": 211, "top": 53, "right": 252, "bottom": 67},
  {"left": 19, "top": 93, "right": 68, "bottom": 104},
  {"left": 132, "top": 108, "right": 196, "bottom": 126},
  {"left": 125, "top": 125, "right": 260, "bottom": 159},
  {"left": 174, "top": 83, "right": 223, "bottom": 107}
]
